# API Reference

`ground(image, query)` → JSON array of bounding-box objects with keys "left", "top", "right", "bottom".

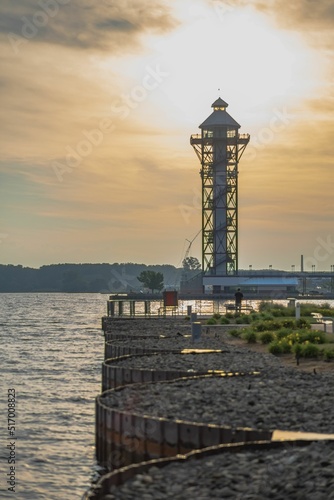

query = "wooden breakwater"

[{"left": 84, "top": 314, "right": 334, "bottom": 499}]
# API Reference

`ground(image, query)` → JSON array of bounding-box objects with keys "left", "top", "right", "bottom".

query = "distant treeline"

[{"left": 0, "top": 263, "right": 185, "bottom": 293}]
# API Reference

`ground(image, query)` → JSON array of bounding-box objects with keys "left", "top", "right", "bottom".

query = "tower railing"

[{"left": 190, "top": 133, "right": 250, "bottom": 145}]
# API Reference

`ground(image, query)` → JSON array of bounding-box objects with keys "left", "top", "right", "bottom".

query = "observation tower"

[{"left": 190, "top": 98, "right": 250, "bottom": 287}]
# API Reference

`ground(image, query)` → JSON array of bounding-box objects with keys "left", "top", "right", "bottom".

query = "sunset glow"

[{"left": 0, "top": 0, "right": 333, "bottom": 270}]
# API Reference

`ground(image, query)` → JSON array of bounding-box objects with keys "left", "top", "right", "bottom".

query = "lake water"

[
  {"left": 0, "top": 293, "right": 107, "bottom": 500},
  {"left": 1, "top": 293, "right": 333, "bottom": 499}
]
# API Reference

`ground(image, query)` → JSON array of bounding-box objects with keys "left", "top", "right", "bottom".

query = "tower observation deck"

[{"left": 190, "top": 98, "right": 250, "bottom": 277}]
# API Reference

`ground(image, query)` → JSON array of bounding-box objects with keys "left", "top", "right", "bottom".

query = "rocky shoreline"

[
  {"left": 106, "top": 441, "right": 334, "bottom": 500},
  {"left": 103, "top": 367, "right": 334, "bottom": 433}
]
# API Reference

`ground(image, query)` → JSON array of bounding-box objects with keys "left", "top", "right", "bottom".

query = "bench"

[
  {"left": 311, "top": 313, "right": 334, "bottom": 333},
  {"left": 225, "top": 304, "right": 254, "bottom": 313}
]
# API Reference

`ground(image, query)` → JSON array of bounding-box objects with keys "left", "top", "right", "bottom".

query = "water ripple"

[{"left": 0, "top": 292, "right": 106, "bottom": 500}]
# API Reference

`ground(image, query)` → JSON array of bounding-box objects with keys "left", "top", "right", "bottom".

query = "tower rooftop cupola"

[
  {"left": 212, "top": 97, "right": 228, "bottom": 110},
  {"left": 199, "top": 97, "right": 240, "bottom": 129}
]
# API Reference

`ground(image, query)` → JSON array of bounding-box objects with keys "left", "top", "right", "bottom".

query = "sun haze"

[{"left": 0, "top": 0, "right": 333, "bottom": 270}]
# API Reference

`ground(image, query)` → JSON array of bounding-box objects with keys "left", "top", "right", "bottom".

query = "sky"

[{"left": 0, "top": 0, "right": 333, "bottom": 271}]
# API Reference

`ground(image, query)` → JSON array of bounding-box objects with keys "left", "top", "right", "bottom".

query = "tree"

[
  {"left": 182, "top": 256, "right": 201, "bottom": 271},
  {"left": 137, "top": 271, "right": 164, "bottom": 293},
  {"left": 61, "top": 270, "right": 87, "bottom": 292}
]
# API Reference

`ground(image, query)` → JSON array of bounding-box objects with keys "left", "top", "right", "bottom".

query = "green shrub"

[
  {"left": 281, "top": 319, "right": 296, "bottom": 328},
  {"left": 319, "top": 308, "right": 334, "bottom": 317},
  {"left": 260, "top": 313, "right": 274, "bottom": 321},
  {"left": 213, "top": 313, "right": 221, "bottom": 320},
  {"left": 320, "top": 302, "right": 332, "bottom": 309},
  {"left": 258, "top": 302, "right": 291, "bottom": 317},
  {"left": 271, "top": 309, "right": 285, "bottom": 317},
  {"left": 249, "top": 313, "right": 261, "bottom": 322},
  {"left": 268, "top": 341, "right": 283, "bottom": 355},
  {"left": 295, "top": 318, "right": 310, "bottom": 329},
  {"left": 253, "top": 319, "right": 282, "bottom": 332},
  {"left": 301, "top": 342, "right": 321, "bottom": 358},
  {"left": 258, "top": 301, "right": 271, "bottom": 312},
  {"left": 301, "top": 303, "right": 334, "bottom": 317},
  {"left": 259, "top": 331, "right": 275, "bottom": 344},
  {"left": 226, "top": 313, "right": 235, "bottom": 319},
  {"left": 253, "top": 321, "right": 268, "bottom": 332},
  {"left": 276, "top": 328, "right": 292, "bottom": 340},
  {"left": 220, "top": 317, "right": 230, "bottom": 325},
  {"left": 323, "top": 349, "right": 334, "bottom": 361},
  {"left": 266, "top": 320, "right": 284, "bottom": 331},
  {"left": 207, "top": 318, "right": 217, "bottom": 325},
  {"left": 184, "top": 315, "right": 190, "bottom": 321},
  {"left": 280, "top": 339, "right": 292, "bottom": 354},
  {"left": 229, "top": 328, "right": 242, "bottom": 338},
  {"left": 303, "top": 330, "right": 326, "bottom": 344},
  {"left": 285, "top": 331, "right": 302, "bottom": 344},
  {"left": 242, "top": 329, "right": 257, "bottom": 343},
  {"left": 235, "top": 315, "right": 250, "bottom": 324},
  {"left": 271, "top": 305, "right": 291, "bottom": 317},
  {"left": 293, "top": 343, "right": 303, "bottom": 358}
]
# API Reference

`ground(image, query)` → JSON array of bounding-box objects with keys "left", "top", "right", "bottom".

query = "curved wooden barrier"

[
  {"left": 104, "top": 332, "right": 168, "bottom": 342},
  {"left": 101, "top": 351, "right": 255, "bottom": 392},
  {"left": 102, "top": 353, "right": 211, "bottom": 392},
  {"left": 85, "top": 439, "right": 314, "bottom": 499},
  {"left": 104, "top": 342, "right": 182, "bottom": 360},
  {"left": 95, "top": 374, "right": 270, "bottom": 471}
]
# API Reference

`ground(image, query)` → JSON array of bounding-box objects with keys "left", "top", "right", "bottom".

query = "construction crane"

[
  {"left": 181, "top": 229, "right": 202, "bottom": 276},
  {"left": 172, "top": 230, "right": 202, "bottom": 289}
]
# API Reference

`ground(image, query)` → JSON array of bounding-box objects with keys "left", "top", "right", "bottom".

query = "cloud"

[
  {"left": 269, "top": 0, "right": 334, "bottom": 30},
  {"left": 1, "top": 0, "right": 178, "bottom": 53},
  {"left": 206, "top": 0, "right": 334, "bottom": 39}
]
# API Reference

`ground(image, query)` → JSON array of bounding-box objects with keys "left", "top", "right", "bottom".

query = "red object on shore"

[{"left": 163, "top": 291, "right": 178, "bottom": 307}]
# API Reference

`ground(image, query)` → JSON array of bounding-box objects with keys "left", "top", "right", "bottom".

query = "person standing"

[{"left": 234, "top": 288, "right": 243, "bottom": 312}]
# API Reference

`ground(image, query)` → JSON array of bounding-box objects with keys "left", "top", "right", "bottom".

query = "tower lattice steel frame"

[{"left": 190, "top": 98, "right": 250, "bottom": 276}]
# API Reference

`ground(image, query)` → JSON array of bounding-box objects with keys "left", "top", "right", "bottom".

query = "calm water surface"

[{"left": 0, "top": 293, "right": 106, "bottom": 500}]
